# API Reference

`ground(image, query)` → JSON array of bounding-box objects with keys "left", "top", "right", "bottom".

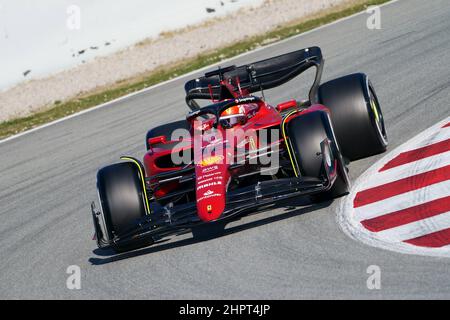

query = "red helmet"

[{"left": 220, "top": 105, "right": 246, "bottom": 128}]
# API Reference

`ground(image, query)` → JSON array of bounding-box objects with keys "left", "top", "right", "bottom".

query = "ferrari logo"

[{"left": 207, "top": 205, "right": 212, "bottom": 213}]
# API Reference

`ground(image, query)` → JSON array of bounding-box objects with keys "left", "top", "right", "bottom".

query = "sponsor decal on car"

[
  {"left": 197, "top": 181, "right": 222, "bottom": 190},
  {"left": 200, "top": 155, "right": 224, "bottom": 167},
  {"left": 203, "top": 190, "right": 214, "bottom": 196},
  {"left": 235, "top": 96, "right": 258, "bottom": 104},
  {"left": 202, "top": 165, "right": 219, "bottom": 173}
]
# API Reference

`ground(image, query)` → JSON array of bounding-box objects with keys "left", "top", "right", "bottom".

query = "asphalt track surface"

[{"left": 1, "top": 0, "right": 450, "bottom": 299}]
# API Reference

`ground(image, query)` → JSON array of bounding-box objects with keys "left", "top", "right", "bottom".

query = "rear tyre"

[
  {"left": 97, "top": 162, "right": 152, "bottom": 252},
  {"left": 286, "top": 111, "right": 350, "bottom": 201},
  {"left": 318, "top": 73, "right": 388, "bottom": 161}
]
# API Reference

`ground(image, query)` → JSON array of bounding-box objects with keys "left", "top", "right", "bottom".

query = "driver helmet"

[{"left": 220, "top": 105, "right": 246, "bottom": 128}]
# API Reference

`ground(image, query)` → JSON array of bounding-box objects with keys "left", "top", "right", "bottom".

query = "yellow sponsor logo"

[{"left": 200, "top": 155, "right": 224, "bottom": 167}]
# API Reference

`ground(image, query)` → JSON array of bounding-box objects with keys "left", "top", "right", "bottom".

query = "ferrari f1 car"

[{"left": 91, "top": 46, "right": 388, "bottom": 253}]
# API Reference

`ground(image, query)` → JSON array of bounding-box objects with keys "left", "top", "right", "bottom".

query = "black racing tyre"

[
  {"left": 318, "top": 73, "right": 388, "bottom": 161},
  {"left": 286, "top": 111, "right": 350, "bottom": 201},
  {"left": 146, "top": 120, "right": 190, "bottom": 150},
  {"left": 97, "top": 162, "right": 151, "bottom": 252}
]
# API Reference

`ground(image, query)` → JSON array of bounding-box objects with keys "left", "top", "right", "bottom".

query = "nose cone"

[
  {"left": 197, "top": 200, "right": 225, "bottom": 222},
  {"left": 195, "top": 159, "right": 228, "bottom": 222}
]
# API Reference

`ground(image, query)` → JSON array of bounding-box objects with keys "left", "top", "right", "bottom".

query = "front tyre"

[
  {"left": 97, "top": 162, "right": 152, "bottom": 252},
  {"left": 286, "top": 111, "right": 350, "bottom": 201}
]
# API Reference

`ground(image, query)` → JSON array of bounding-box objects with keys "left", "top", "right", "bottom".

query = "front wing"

[{"left": 91, "top": 140, "right": 338, "bottom": 250}]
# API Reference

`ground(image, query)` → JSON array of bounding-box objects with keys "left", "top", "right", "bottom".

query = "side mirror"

[
  {"left": 276, "top": 100, "right": 298, "bottom": 112},
  {"left": 147, "top": 135, "right": 166, "bottom": 148}
]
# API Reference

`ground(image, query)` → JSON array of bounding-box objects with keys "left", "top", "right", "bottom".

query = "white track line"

[{"left": 0, "top": 0, "right": 399, "bottom": 145}]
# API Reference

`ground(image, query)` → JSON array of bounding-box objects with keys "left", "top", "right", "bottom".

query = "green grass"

[{"left": 0, "top": 0, "right": 390, "bottom": 139}]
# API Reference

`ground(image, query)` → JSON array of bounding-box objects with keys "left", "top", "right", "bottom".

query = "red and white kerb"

[{"left": 340, "top": 117, "right": 450, "bottom": 256}]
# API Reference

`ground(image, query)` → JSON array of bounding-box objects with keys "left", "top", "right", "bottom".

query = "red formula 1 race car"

[{"left": 91, "top": 46, "right": 388, "bottom": 253}]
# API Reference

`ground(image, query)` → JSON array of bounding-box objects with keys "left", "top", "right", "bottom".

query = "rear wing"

[{"left": 184, "top": 46, "right": 324, "bottom": 110}]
